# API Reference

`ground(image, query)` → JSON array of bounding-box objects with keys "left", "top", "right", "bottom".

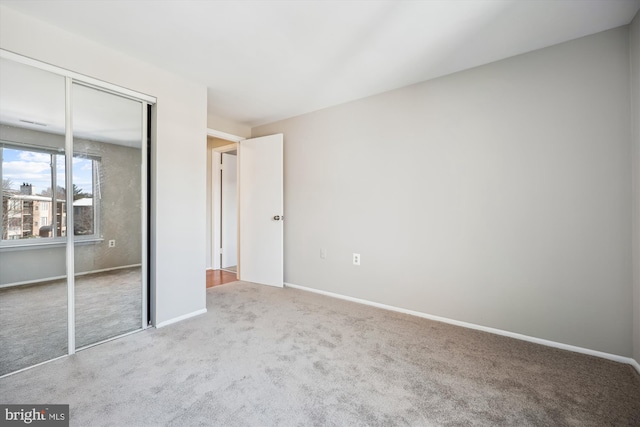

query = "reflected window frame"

[{"left": 0, "top": 141, "right": 102, "bottom": 248}]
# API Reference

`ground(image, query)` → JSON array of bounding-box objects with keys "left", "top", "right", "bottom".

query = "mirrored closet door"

[
  {"left": 72, "top": 83, "right": 145, "bottom": 349},
  {"left": 0, "top": 58, "right": 69, "bottom": 375},
  {"left": 0, "top": 53, "right": 151, "bottom": 376}
]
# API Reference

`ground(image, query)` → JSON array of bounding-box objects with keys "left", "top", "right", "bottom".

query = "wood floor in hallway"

[{"left": 206, "top": 269, "right": 237, "bottom": 288}]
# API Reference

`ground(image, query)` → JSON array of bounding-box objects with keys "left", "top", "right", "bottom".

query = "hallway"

[{"left": 206, "top": 269, "right": 237, "bottom": 288}]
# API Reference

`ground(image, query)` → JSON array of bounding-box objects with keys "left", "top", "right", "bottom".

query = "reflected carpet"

[{"left": 0, "top": 267, "right": 142, "bottom": 375}]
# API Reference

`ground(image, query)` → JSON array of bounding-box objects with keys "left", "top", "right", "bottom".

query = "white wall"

[
  {"left": 208, "top": 113, "right": 251, "bottom": 139},
  {"left": 206, "top": 141, "right": 212, "bottom": 270},
  {"left": 630, "top": 12, "right": 640, "bottom": 365},
  {"left": 221, "top": 153, "right": 238, "bottom": 268},
  {"left": 253, "top": 27, "right": 633, "bottom": 357},
  {"left": 0, "top": 6, "right": 208, "bottom": 325}
]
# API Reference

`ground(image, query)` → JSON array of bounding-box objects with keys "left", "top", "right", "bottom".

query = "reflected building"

[{"left": 1, "top": 182, "right": 67, "bottom": 239}]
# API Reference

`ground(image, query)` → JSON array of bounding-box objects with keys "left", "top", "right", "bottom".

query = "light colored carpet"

[
  {"left": 1, "top": 281, "right": 639, "bottom": 426},
  {"left": 0, "top": 267, "right": 142, "bottom": 376}
]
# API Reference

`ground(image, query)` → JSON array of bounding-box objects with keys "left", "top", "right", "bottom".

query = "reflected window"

[{"left": 0, "top": 144, "right": 100, "bottom": 242}]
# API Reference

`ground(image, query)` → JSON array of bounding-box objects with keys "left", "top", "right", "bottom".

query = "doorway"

[
  {"left": 206, "top": 130, "right": 284, "bottom": 288},
  {"left": 208, "top": 134, "right": 240, "bottom": 283}
]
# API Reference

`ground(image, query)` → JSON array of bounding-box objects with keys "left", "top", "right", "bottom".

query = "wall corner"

[{"left": 630, "top": 11, "right": 640, "bottom": 365}]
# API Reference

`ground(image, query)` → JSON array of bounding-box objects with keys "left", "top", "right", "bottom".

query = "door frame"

[
  {"left": 207, "top": 128, "right": 244, "bottom": 273},
  {"left": 207, "top": 129, "right": 284, "bottom": 286},
  {"left": 211, "top": 142, "right": 239, "bottom": 271}
]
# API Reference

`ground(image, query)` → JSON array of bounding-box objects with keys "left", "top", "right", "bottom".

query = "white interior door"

[
  {"left": 221, "top": 152, "right": 237, "bottom": 269},
  {"left": 239, "top": 134, "right": 283, "bottom": 287}
]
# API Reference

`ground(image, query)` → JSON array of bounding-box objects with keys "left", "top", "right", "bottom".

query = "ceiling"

[{"left": 2, "top": 0, "right": 639, "bottom": 128}]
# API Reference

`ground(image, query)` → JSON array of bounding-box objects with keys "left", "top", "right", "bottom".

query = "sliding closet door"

[
  {"left": 0, "top": 51, "right": 152, "bottom": 375},
  {"left": 0, "top": 58, "right": 68, "bottom": 375},
  {"left": 72, "top": 83, "right": 145, "bottom": 349}
]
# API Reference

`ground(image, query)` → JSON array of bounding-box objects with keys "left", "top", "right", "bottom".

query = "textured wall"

[{"left": 0, "top": 126, "right": 141, "bottom": 285}]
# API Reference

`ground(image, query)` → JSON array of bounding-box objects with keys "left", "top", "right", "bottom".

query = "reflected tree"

[{"left": 2, "top": 178, "right": 13, "bottom": 192}]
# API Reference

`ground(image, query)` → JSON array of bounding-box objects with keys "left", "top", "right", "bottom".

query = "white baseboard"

[
  {"left": 76, "top": 264, "right": 142, "bottom": 277},
  {"left": 284, "top": 282, "right": 640, "bottom": 375},
  {"left": 0, "top": 264, "right": 142, "bottom": 289},
  {"left": 0, "top": 274, "right": 67, "bottom": 289},
  {"left": 155, "top": 308, "right": 207, "bottom": 328}
]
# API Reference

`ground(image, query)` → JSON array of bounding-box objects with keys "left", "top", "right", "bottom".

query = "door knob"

[{"left": 273, "top": 215, "right": 283, "bottom": 221}]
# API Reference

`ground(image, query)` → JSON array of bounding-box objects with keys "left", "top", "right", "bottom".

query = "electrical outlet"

[
  {"left": 320, "top": 248, "right": 327, "bottom": 259},
  {"left": 108, "top": 240, "right": 116, "bottom": 248},
  {"left": 353, "top": 253, "right": 360, "bottom": 266}
]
